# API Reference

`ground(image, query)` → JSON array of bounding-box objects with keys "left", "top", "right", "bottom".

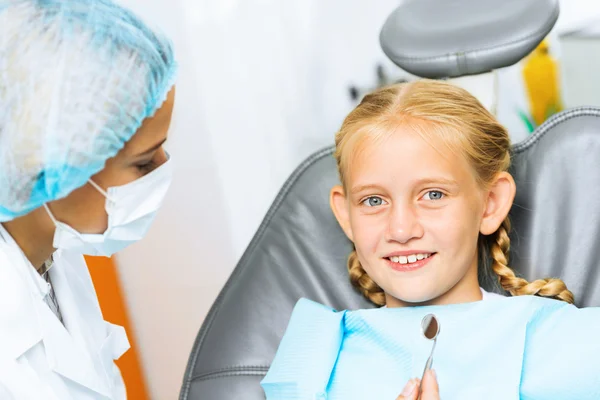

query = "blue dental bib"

[{"left": 262, "top": 296, "right": 600, "bottom": 399}]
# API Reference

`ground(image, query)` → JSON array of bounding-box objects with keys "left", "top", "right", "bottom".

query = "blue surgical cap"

[{"left": 0, "top": 0, "right": 177, "bottom": 221}]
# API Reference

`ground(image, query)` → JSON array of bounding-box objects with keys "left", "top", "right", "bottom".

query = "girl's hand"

[{"left": 396, "top": 369, "right": 439, "bottom": 400}]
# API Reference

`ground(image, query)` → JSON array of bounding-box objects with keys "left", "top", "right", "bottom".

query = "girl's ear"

[
  {"left": 480, "top": 172, "right": 516, "bottom": 235},
  {"left": 330, "top": 185, "right": 354, "bottom": 241}
]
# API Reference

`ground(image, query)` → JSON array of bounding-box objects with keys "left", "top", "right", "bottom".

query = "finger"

[
  {"left": 396, "top": 378, "right": 419, "bottom": 400},
  {"left": 421, "top": 369, "right": 440, "bottom": 399}
]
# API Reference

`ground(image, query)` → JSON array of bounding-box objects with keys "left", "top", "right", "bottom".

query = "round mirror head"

[{"left": 421, "top": 314, "right": 440, "bottom": 340}]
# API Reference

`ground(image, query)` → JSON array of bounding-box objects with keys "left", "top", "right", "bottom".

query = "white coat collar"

[
  {"left": 0, "top": 223, "right": 45, "bottom": 359},
  {"left": 0, "top": 223, "right": 125, "bottom": 398}
]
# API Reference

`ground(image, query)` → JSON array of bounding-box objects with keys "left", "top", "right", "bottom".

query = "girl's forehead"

[{"left": 345, "top": 125, "right": 475, "bottom": 188}]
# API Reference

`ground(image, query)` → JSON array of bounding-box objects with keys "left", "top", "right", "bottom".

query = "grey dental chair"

[{"left": 180, "top": 1, "right": 600, "bottom": 399}]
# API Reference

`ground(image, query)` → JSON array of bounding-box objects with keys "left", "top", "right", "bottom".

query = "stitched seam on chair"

[
  {"left": 190, "top": 366, "right": 271, "bottom": 382},
  {"left": 512, "top": 107, "right": 600, "bottom": 154},
  {"left": 390, "top": 5, "right": 558, "bottom": 63},
  {"left": 179, "top": 146, "right": 335, "bottom": 400}
]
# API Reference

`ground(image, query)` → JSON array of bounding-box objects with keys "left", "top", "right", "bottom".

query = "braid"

[
  {"left": 489, "top": 217, "right": 574, "bottom": 304},
  {"left": 348, "top": 249, "right": 386, "bottom": 306}
]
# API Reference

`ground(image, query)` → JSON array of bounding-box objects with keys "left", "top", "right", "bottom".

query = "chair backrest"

[
  {"left": 179, "top": 107, "right": 600, "bottom": 400},
  {"left": 509, "top": 108, "right": 600, "bottom": 305}
]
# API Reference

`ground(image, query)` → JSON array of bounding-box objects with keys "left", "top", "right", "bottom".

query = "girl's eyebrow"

[
  {"left": 351, "top": 178, "right": 458, "bottom": 195},
  {"left": 413, "top": 177, "right": 459, "bottom": 187},
  {"left": 350, "top": 184, "right": 385, "bottom": 196}
]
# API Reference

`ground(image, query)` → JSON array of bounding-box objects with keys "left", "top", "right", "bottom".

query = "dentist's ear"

[
  {"left": 479, "top": 172, "right": 516, "bottom": 235},
  {"left": 330, "top": 185, "right": 354, "bottom": 242}
]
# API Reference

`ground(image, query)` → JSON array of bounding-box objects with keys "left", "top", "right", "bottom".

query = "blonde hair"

[{"left": 335, "top": 80, "right": 574, "bottom": 306}]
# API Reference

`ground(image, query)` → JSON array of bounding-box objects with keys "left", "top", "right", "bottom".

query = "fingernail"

[
  {"left": 430, "top": 369, "right": 437, "bottom": 379},
  {"left": 401, "top": 379, "right": 417, "bottom": 396}
]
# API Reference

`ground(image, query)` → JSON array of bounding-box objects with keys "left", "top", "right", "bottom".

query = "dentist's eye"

[
  {"left": 136, "top": 160, "right": 157, "bottom": 174},
  {"left": 362, "top": 196, "right": 387, "bottom": 207},
  {"left": 422, "top": 190, "right": 444, "bottom": 200}
]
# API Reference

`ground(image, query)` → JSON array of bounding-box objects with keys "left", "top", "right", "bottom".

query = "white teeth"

[{"left": 389, "top": 253, "right": 432, "bottom": 264}]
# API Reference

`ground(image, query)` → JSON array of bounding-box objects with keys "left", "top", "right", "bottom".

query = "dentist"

[{"left": 0, "top": 0, "right": 177, "bottom": 398}]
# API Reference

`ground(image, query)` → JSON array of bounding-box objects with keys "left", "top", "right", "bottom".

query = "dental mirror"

[
  {"left": 418, "top": 314, "right": 440, "bottom": 400},
  {"left": 422, "top": 314, "right": 439, "bottom": 340}
]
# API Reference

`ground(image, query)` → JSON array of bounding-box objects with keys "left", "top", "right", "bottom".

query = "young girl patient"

[{"left": 260, "top": 80, "right": 600, "bottom": 399}]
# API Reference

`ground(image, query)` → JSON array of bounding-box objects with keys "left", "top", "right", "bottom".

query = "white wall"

[
  {"left": 555, "top": 0, "right": 600, "bottom": 108},
  {"left": 559, "top": 36, "right": 600, "bottom": 108},
  {"left": 555, "top": 0, "right": 600, "bottom": 35},
  {"left": 114, "top": 1, "right": 237, "bottom": 399}
]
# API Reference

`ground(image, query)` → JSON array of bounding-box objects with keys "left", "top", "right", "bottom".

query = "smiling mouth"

[
  {"left": 384, "top": 253, "right": 436, "bottom": 272},
  {"left": 385, "top": 253, "right": 434, "bottom": 265}
]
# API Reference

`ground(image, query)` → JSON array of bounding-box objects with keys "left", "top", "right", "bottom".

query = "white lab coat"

[{"left": 0, "top": 224, "right": 130, "bottom": 399}]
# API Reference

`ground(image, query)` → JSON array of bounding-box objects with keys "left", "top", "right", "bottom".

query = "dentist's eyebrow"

[{"left": 135, "top": 138, "right": 167, "bottom": 157}]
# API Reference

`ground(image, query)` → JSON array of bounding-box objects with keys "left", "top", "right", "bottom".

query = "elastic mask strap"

[
  {"left": 88, "top": 179, "right": 115, "bottom": 203},
  {"left": 43, "top": 203, "right": 59, "bottom": 226}
]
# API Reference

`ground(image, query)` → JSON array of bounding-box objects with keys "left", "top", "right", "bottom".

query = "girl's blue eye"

[
  {"left": 362, "top": 196, "right": 387, "bottom": 207},
  {"left": 423, "top": 190, "right": 444, "bottom": 201}
]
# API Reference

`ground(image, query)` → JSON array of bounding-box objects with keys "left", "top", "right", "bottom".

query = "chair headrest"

[{"left": 380, "top": 0, "right": 559, "bottom": 78}]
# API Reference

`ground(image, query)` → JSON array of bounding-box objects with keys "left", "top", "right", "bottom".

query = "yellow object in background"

[
  {"left": 86, "top": 256, "right": 150, "bottom": 400},
  {"left": 522, "top": 39, "right": 564, "bottom": 126}
]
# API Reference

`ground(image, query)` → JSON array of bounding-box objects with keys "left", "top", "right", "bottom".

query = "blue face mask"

[{"left": 44, "top": 157, "right": 173, "bottom": 257}]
